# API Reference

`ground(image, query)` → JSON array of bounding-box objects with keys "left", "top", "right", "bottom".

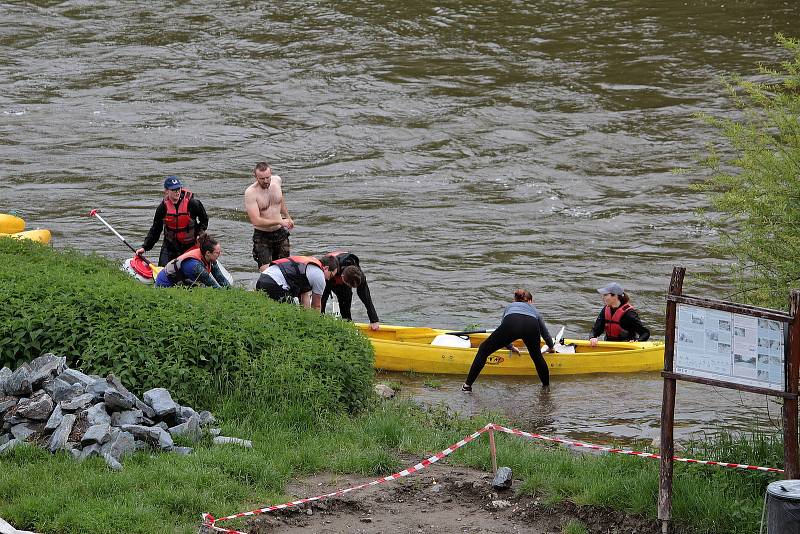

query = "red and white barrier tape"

[
  {"left": 488, "top": 424, "right": 784, "bottom": 473},
  {"left": 201, "top": 422, "right": 782, "bottom": 533},
  {"left": 201, "top": 426, "right": 488, "bottom": 533}
]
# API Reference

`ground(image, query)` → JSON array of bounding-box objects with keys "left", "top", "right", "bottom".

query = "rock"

[
  {"left": 359, "top": 516, "right": 371, "bottom": 523},
  {"left": 492, "top": 467, "right": 513, "bottom": 489},
  {"left": 84, "top": 403, "right": 111, "bottom": 426},
  {"left": 44, "top": 405, "right": 64, "bottom": 432},
  {"left": 213, "top": 436, "right": 252, "bottom": 448},
  {"left": 27, "top": 354, "right": 67, "bottom": 387},
  {"left": 490, "top": 500, "right": 512, "bottom": 510},
  {"left": 0, "top": 438, "right": 21, "bottom": 455},
  {"left": 179, "top": 406, "right": 199, "bottom": 424},
  {"left": 15, "top": 393, "right": 54, "bottom": 421},
  {"left": 58, "top": 368, "right": 95, "bottom": 387},
  {"left": 101, "top": 430, "right": 136, "bottom": 461},
  {"left": 120, "top": 424, "right": 172, "bottom": 450},
  {"left": 60, "top": 393, "right": 94, "bottom": 412},
  {"left": 157, "top": 427, "right": 174, "bottom": 450},
  {"left": 143, "top": 388, "right": 178, "bottom": 420},
  {"left": 374, "top": 384, "right": 395, "bottom": 398},
  {"left": 86, "top": 380, "right": 112, "bottom": 403},
  {"left": 5, "top": 365, "right": 32, "bottom": 397},
  {"left": 209, "top": 428, "right": 221, "bottom": 437},
  {"left": 156, "top": 422, "right": 169, "bottom": 431},
  {"left": 80, "top": 444, "right": 102, "bottom": 460},
  {"left": 48, "top": 414, "right": 76, "bottom": 453},
  {"left": 172, "top": 446, "right": 194, "bottom": 455},
  {"left": 81, "top": 423, "right": 111, "bottom": 446},
  {"left": 0, "top": 367, "right": 11, "bottom": 395},
  {"left": 11, "top": 423, "right": 43, "bottom": 442},
  {"left": 0, "top": 515, "right": 41, "bottom": 534},
  {"left": 168, "top": 414, "right": 201, "bottom": 443},
  {"left": 102, "top": 452, "right": 123, "bottom": 471},
  {"left": 103, "top": 390, "right": 134, "bottom": 412},
  {"left": 134, "top": 399, "right": 156, "bottom": 420},
  {"left": 111, "top": 409, "right": 143, "bottom": 427},
  {"left": 49, "top": 379, "right": 85, "bottom": 403},
  {"left": 198, "top": 410, "right": 215, "bottom": 426},
  {"left": 0, "top": 397, "right": 18, "bottom": 416}
]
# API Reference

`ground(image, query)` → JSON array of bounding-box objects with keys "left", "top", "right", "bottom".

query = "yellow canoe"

[
  {"left": 0, "top": 214, "right": 25, "bottom": 234},
  {"left": 356, "top": 323, "right": 664, "bottom": 376},
  {"left": 0, "top": 229, "right": 52, "bottom": 244}
]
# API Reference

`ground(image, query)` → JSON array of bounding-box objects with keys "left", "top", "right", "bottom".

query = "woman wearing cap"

[
  {"left": 136, "top": 176, "right": 209, "bottom": 266},
  {"left": 462, "top": 289, "right": 555, "bottom": 392},
  {"left": 589, "top": 283, "right": 650, "bottom": 346}
]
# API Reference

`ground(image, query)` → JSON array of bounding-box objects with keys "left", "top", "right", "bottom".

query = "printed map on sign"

[{"left": 675, "top": 304, "right": 786, "bottom": 391}]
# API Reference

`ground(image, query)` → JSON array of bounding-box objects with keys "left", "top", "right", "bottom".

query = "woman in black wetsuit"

[
  {"left": 462, "top": 289, "right": 555, "bottom": 392},
  {"left": 589, "top": 282, "right": 650, "bottom": 346}
]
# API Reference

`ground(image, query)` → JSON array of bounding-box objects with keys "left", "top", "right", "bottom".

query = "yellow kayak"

[
  {"left": 0, "top": 214, "right": 25, "bottom": 234},
  {"left": 0, "top": 229, "right": 52, "bottom": 244},
  {"left": 356, "top": 323, "right": 663, "bottom": 376}
]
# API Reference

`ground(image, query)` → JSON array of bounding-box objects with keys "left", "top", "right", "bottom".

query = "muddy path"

[{"left": 243, "top": 462, "right": 669, "bottom": 534}]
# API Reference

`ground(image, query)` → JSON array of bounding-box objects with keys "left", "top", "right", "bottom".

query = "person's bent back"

[{"left": 155, "top": 233, "right": 230, "bottom": 289}]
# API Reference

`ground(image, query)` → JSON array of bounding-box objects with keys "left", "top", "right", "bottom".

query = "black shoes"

[{"left": 461, "top": 384, "right": 472, "bottom": 392}]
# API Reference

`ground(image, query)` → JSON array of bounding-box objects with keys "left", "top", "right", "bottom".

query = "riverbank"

[
  {"left": 0, "top": 396, "right": 779, "bottom": 534},
  {"left": 0, "top": 239, "right": 780, "bottom": 534}
]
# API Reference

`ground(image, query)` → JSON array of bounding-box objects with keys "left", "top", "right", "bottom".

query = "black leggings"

[{"left": 465, "top": 314, "right": 550, "bottom": 386}]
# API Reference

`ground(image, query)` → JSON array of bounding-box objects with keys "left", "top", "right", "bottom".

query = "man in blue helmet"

[{"left": 136, "top": 176, "right": 209, "bottom": 266}]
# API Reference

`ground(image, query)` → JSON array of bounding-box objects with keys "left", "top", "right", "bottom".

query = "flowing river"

[{"left": 1, "top": 0, "right": 797, "bottom": 443}]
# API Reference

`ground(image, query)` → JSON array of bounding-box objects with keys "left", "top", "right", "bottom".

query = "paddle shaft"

[{"left": 89, "top": 209, "right": 155, "bottom": 265}]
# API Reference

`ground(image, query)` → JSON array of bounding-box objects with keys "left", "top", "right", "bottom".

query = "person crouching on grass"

[{"left": 462, "top": 289, "right": 555, "bottom": 392}]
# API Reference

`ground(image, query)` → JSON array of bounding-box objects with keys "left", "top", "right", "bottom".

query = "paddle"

[{"left": 89, "top": 209, "right": 162, "bottom": 278}]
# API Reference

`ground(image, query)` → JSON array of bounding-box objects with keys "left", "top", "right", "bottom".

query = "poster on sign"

[{"left": 675, "top": 304, "right": 785, "bottom": 391}]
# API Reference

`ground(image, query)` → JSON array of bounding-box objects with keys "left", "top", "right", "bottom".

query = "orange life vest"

[
  {"left": 163, "top": 189, "right": 196, "bottom": 246},
  {"left": 163, "top": 246, "right": 211, "bottom": 285},
  {"left": 271, "top": 256, "right": 323, "bottom": 295},
  {"left": 603, "top": 303, "right": 633, "bottom": 339}
]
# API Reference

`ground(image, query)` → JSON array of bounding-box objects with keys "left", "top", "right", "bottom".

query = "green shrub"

[{"left": 0, "top": 238, "right": 374, "bottom": 414}]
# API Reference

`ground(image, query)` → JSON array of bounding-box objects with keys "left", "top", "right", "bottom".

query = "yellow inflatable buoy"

[
  {"left": 0, "top": 229, "right": 52, "bottom": 244},
  {"left": 0, "top": 214, "right": 25, "bottom": 234}
]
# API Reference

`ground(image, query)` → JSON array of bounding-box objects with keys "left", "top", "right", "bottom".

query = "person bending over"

[
  {"left": 155, "top": 233, "right": 230, "bottom": 289},
  {"left": 462, "top": 289, "right": 555, "bottom": 392},
  {"left": 320, "top": 251, "right": 380, "bottom": 330},
  {"left": 256, "top": 254, "right": 339, "bottom": 312}
]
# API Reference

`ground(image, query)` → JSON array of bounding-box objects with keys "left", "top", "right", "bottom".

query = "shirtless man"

[{"left": 244, "top": 161, "right": 295, "bottom": 269}]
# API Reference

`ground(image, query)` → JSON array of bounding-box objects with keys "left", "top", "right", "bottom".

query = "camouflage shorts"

[{"left": 252, "top": 228, "right": 290, "bottom": 268}]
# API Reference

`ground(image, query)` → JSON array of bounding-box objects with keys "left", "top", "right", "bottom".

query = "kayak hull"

[
  {"left": 0, "top": 214, "right": 25, "bottom": 234},
  {"left": 0, "top": 229, "right": 52, "bottom": 244},
  {"left": 356, "top": 323, "right": 664, "bottom": 376}
]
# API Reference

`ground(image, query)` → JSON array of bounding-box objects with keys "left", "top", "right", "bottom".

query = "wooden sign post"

[{"left": 658, "top": 267, "right": 800, "bottom": 534}]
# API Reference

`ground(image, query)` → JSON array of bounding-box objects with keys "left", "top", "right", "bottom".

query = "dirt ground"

[{"left": 240, "top": 462, "right": 666, "bottom": 534}]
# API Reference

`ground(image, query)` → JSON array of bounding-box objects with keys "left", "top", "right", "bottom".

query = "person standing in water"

[
  {"left": 462, "top": 289, "right": 555, "bottom": 392},
  {"left": 589, "top": 282, "right": 650, "bottom": 346},
  {"left": 244, "top": 162, "right": 294, "bottom": 270},
  {"left": 137, "top": 176, "right": 209, "bottom": 266}
]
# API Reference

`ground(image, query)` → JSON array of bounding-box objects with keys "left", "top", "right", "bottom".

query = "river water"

[{"left": 1, "top": 1, "right": 797, "bottom": 443}]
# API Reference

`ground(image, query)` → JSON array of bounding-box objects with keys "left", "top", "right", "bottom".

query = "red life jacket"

[
  {"left": 271, "top": 256, "right": 323, "bottom": 295},
  {"left": 163, "top": 189, "right": 196, "bottom": 246},
  {"left": 603, "top": 303, "right": 634, "bottom": 340},
  {"left": 163, "top": 246, "right": 211, "bottom": 285},
  {"left": 326, "top": 251, "right": 359, "bottom": 286}
]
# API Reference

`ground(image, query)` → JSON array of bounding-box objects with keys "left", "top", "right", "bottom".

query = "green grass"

[
  {"left": 0, "top": 398, "right": 779, "bottom": 534},
  {"left": 562, "top": 520, "right": 588, "bottom": 534}
]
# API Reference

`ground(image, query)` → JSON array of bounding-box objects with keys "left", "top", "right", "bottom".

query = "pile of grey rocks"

[{"left": 0, "top": 354, "right": 231, "bottom": 470}]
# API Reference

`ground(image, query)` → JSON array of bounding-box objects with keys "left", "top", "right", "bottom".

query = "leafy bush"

[{"left": 0, "top": 238, "right": 374, "bottom": 414}]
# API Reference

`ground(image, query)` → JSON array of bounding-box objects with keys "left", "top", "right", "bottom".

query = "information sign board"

[{"left": 674, "top": 303, "right": 786, "bottom": 391}]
